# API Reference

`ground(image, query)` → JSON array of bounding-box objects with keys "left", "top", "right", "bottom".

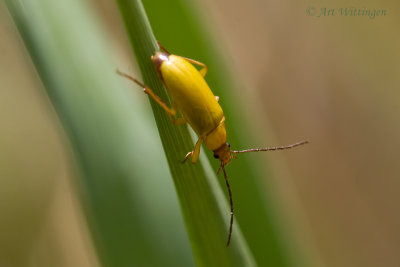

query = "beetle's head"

[{"left": 213, "top": 142, "right": 233, "bottom": 167}]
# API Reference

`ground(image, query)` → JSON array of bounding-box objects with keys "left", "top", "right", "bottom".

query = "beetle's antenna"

[
  {"left": 217, "top": 165, "right": 222, "bottom": 174},
  {"left": 231, "top": 140, "right": 309, "bottom": 154},
  {"left": 157, "top": 40, "right": 171, "bottom": 55},
  {"left": 221, "top": 165, "right": 234, "bottom": 247}
]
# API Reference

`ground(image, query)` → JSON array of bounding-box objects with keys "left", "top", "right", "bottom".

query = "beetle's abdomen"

[{"left": 160, "top": 55, "right": 224, "bottom": 136}]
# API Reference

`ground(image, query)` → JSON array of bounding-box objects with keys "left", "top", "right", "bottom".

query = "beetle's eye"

[
  {"left": 213, "top": 154, "right": 219, "bottom": 159},
  {"left": 227, "top": 142, "right": 231, "bottom": 148}
]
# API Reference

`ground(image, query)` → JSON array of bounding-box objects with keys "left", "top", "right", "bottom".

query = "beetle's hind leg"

[
  {"left": 117, "top": 69, "right": 186, "bottom": 125},
  {"left": 181, "top": 57, "right": 208, "bottom": 77},
  {"left": 157, "top": 40, "right": 171, "bottom": 54}
]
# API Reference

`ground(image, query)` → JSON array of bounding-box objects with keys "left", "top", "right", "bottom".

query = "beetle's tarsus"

[{"left": 181, "top": 151, "right": 193, "bottom": 164}]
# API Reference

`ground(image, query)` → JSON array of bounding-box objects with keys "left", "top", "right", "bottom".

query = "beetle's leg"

[
  {"left": 182, "top": 137, "right": 203, "bottom": 164},
  {"left": 169, "top": 102, "right": 186, "bottom": 125},
  {"left": 182, "top": 151, "right": 193, "bottom": 164},
  {"left": 215, "top": 96, "right": 220, "bottom": 102},
  {"left": 117, "top": 69, "right": 173, "bottom": 115},
  {"left": 117, "top": 69, "right": 186, "bottom": 125},
  {"left": 169, "top": 116, "right": 186, "bottom": 125},
  {"left": 191, "top": 117, "right": 225, "bottom": 161},
  {"left": 182, "top": 117, "right": 225, "bottom": 164},
  {"left": 191, "top": 137, "right": 203, "bottom": 164},
  {"left": 181, "top": 57, "right": 208, "bottom": 77},
  {"left": 157, "top": 40, "right": 170, "bottom": 55}
]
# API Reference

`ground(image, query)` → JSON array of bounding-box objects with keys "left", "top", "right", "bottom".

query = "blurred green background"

[{"left": 1, "top": 0, "right": 399, "bottom": 266}]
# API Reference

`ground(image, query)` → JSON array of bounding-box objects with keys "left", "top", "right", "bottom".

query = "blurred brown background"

[
  {"left": 0, "top": 3, "right": 99, "bottom": 266},
  {"left": 203, "top": 0, "right": 400, "bottom": 266},
  {"left": 1, "top": 0, "right": 399, "bottom": 266}
]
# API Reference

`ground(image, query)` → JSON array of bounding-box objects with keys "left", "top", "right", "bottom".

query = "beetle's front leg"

[{"left": 182, "top": 136, "right": 204, "bottom": 164}]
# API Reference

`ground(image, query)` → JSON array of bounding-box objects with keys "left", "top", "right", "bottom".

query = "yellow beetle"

[{"left": 117, "top": 43, "right": 308, "bottom": 246}]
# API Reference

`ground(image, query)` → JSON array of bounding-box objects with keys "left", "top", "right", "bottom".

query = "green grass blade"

[
  {"left": 116, "top": 0, "right": 256, "bottom": 266},
  {"left": 4, "top": 0, "right": 195, "bottom": 266},
  {"left": 6, "top": 0, "right": 256, "bottom": 265},
  {"left": 141, "top": 0, "right": 308, "bottom": 266}
]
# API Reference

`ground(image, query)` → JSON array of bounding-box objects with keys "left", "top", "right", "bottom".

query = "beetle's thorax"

[{"left": 204, "top": 118, "right": 227, "bottom": 150}]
